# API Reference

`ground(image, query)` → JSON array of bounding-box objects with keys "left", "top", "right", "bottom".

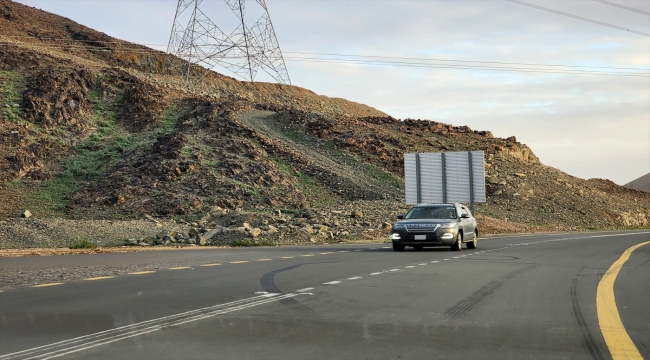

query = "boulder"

[
  {"left": 125, "top": 238, "right": 138, "bottom": 246},
  {"left": 248, "top": 228, "right": 262, "bottom": 238},
  {"left": 22, "top": 210, "right": 32, "bottom": 218},
  {"left": 300, "top": 225, "right": 314, "bottom": 234},
  {"left": 204, "top": 227, "right": 223, "bottom": 241}
]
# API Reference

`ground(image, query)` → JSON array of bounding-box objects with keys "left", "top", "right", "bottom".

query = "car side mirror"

[
  {"left": 461, "top": 214, "right": 470, "bottom": 219},
  {"left": 396, "top": 214, "right": 404, "bottom": 220}
]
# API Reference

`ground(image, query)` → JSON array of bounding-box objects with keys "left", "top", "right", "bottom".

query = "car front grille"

[{"left": 404, "top": 224, "right": 440, "bottom": 233}]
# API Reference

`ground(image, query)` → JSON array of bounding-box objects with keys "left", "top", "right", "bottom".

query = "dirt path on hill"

[{"left": 238, "top": 110, "right": 402, "bottom": 200}]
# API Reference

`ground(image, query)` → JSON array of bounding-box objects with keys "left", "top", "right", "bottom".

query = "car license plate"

[{"left": 414, "top": 235, "right": 426, "bottom": 240}]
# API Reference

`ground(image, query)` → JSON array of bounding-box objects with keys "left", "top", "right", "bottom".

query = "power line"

[
  {"left": 284, "top": 51, "right": 649, "bottom": 72},
  {"left": 592, "top": 0, "right": 650, "bottom": 16},
  {"left": 505, "top": 0, "right": 650, "bottom": 37},
  {"left": 3, "top": 40, "right": 647, "bottom": 78},
  {"left": 283, "top": 57, "right": 649, "bottom": 77},
  {"left": 1, "top": 41, "right": 647, "bottom": 77},
  {"left": 2, "top": 35, "right": 648, "bottom": 73}
]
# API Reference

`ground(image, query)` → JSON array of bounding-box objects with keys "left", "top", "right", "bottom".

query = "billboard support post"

[
  {"left": 415, "top": 153, "right": 422, "bottom": 204},
  {"left": 468, "top": 151, "right": 475, "bottom": 215},
  {"left": 441, "top": 152, "right": 447, "bottom": 204}
]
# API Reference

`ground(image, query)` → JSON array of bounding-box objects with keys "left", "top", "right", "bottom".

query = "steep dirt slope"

[{"left": 1, "top": 0, "right": 649, "bottom": 249}]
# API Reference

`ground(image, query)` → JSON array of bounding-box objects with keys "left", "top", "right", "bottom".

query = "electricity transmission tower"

[{"left": 167, "top": 0, "right": 291, "bottom": 84}]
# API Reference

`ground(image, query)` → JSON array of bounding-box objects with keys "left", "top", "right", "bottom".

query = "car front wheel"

[{"left": 451, "top": 232, "right": 463, "bottom": 251}]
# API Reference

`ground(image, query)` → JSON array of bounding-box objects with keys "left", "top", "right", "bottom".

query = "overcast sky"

[{"left": 16, "top": 0, "right": 650, "bottom": 185}]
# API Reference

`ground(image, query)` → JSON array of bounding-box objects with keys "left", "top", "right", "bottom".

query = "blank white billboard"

[{"left": 405, "top": 151, "right": 485, "bottom": 205}]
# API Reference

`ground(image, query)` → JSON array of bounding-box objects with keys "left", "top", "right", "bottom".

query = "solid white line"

[
  {"left": 590, "top": 232, "right": 650, "bottom": 238},
  {"left": 0, "top": 294, "right": 287, "bottom": 360},
  {"left": 22, "top": 294, "right": 297, "bottom": 360},
  {"left": 295, "top": 288, "right": 314, "bottom": 293},
  {"left": 323, "top": 281, "right": 341, "bottom": 285},
  {"left": 254, "top": 291, "right": 268, "bottom": 295},
  {"left": 347, "top": 277, "right": 362, "bottom": 280}
]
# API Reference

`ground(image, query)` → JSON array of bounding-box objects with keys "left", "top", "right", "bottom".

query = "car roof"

[{"left": 413, "top": 203, "right": 461, "bottom": 207}]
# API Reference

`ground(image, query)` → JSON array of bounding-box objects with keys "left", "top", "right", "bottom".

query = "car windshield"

[{"left": 404, "top": 206, "right": 457, "bottom": 219}]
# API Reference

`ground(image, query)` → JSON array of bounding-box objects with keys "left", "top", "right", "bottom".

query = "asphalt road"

[{"left": 1, "top": 230, "right": 649, "bottom": 360}]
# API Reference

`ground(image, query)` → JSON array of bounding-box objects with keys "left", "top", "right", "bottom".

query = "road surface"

[{"left": 1, "top": 230, "right": 649, "bottom": 359}]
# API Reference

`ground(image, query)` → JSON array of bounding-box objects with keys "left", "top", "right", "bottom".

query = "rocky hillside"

[
  {"left": 625, "top": 173, "right": 650, "bottom": 193},
  {"left": 1, "top": 0, "right": 649, "bottom": 248}
]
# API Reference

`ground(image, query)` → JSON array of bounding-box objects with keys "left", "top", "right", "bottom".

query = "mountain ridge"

[
  {"left": 1, "top": 0, "right": 649, "bottom": 249},
  {"left": 625, "top": 173, "right": 650, "bottom": 193}
]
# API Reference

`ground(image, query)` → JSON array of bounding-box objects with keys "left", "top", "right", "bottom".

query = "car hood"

[{"left": 394, "top": 219, "right": 458, "bottom": 226}]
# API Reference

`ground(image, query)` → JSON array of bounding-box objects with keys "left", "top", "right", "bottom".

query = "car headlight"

[
  {"left": 438, "top": 223, "right": 456, "bottom": 229},
  {"left": 391, "top": 233, "right": 401, "bottom": 240}
]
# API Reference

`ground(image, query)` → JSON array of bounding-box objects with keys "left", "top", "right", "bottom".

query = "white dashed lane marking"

[
  {"left": 347, "top": 277, "right": 362, "bottom": 280},
  {"left": 323, "top": 281, "right": 342, "bottom": 285}
]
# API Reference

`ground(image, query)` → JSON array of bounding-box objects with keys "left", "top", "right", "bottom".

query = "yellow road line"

[
  {"left": 281, "top": 256, "right": 293, "bottom": 259},
  {"left": 168, "top": 267, "right": 191, "bottom": 270},
  {"left": 597, "top": 240, "right": 649, "bottom": 360},
  {"left": 230, "top": 261, "right": 248, "bottom": 264},
  {"left": 320, "top": 252, "right": 333, "bottom": 255},
  {"left": 84, "top": 276, "right": 114, "bottom": 281},
  {"left": 256, "top": 259, "right": 273, "bottom": 261},
  {"left": 33, "top": 282, "right": 64, "bottom": 288},
  {"left": 301, "top": 254, "right": 314, "bottom": 257},
  {"left": 128, "top": 271, "right": 156, "bottom": 275},
  {"left": 200, "top": 263, "right": 221, "bottom": 267}
]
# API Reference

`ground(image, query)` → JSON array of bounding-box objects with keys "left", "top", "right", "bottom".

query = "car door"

[{"left": 460, "top": 206, "right": 474, "bottom": 239}]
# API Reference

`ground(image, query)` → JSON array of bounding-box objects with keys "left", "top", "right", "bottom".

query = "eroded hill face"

[{"left": 1, "top": 0, "right": 649, "bottom": 235}]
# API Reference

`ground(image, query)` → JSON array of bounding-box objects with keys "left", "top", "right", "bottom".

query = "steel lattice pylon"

[{"left": 167, "top": 0, "right": 291, "bottom": 84}]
